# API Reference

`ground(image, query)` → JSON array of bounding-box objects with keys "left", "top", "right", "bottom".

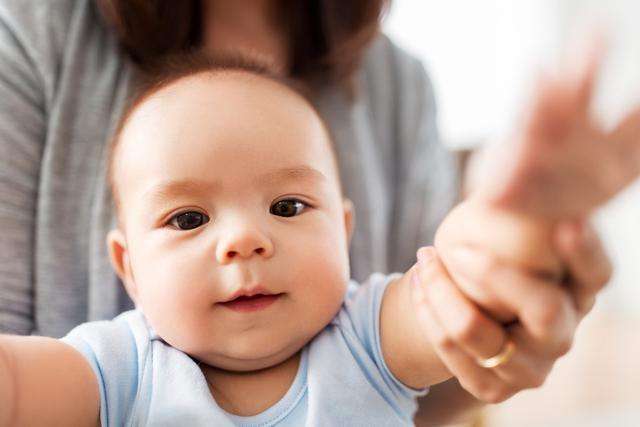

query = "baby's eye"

[
  {"left": 270, "top": 199, "right": 308, "bottom": 217},
  {"left": 168, "top": 211, "right": 210, "bottom": 230}
]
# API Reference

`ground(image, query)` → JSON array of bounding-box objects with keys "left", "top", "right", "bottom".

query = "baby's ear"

[
  {"left": 107, "top": 229, "right": 139, "bottom": 304},
  {"left": 342, "top": 198, "right": 355, "bottom": 245}
]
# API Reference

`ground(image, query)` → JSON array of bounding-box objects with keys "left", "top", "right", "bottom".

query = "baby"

[{"left": 0, "top": 55, "right": 563, "bottom": 426}]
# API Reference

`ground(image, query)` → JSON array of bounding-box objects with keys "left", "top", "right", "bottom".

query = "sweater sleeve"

[{"left": 0, "top": 6, "right": 46, "bottom": 334}]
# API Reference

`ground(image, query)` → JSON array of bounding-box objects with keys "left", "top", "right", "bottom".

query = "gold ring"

[{"left": 476, "top": 338, "right": 516, "bottom": 368}]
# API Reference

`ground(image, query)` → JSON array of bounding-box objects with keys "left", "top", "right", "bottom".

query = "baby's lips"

[{"left": 218, "top": 284, "right": 278, "bottom": 303}]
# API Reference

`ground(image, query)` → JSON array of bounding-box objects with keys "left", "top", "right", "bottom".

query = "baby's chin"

[{"left": 193, "top": 336, "right": 306, "bottom": 372}]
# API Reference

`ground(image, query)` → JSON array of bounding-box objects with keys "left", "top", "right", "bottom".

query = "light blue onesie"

[{"left": 62, "top": 273, "right": 428, "bottom": 426}]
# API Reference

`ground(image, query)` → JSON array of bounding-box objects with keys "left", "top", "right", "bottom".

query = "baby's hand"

[{"left": 434, "top": 197, "right": 564, "bottom": 323}]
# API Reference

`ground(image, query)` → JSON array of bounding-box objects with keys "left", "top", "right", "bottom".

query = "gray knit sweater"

[{"left": 0, "top": 0, "right": 459, "bottom": 337}]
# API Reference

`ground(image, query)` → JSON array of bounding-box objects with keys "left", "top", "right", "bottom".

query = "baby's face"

[{"left": 109, "top": 73, "right": 353, "bottom": 371}]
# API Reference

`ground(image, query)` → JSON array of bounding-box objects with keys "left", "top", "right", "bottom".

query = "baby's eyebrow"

[
  {"left": 142, "top": 166, "right": 326, "bottom": 206},
  {"left": 259, "top": 165, "right": 327, "bottom": 186},
  {"left": 142, "top": 180, "right": 218, "bottom": 207}
]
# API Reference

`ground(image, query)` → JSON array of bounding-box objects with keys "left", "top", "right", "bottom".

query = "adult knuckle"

[
  {"left": 554, "top": 336, "right": 574, "bottom": 358},
  {"left": 435, "top": 333, "right": 457, "bottom": 353},
  {"left": 596, "top": 261, "right": 614, "bottom": 288},
  {"left": 482, "top": 386, "right": 511, "bottom": 404},
  {"left": 533, "top": 301, "right": 563, "bottom": 331},
  {"left": 458, "top": 378, "right": 484, "bottom": 400},
  {"left": 543, "top": 334, "right": 573, "bottom": 359},
  {"left": 481, "top": 392, "right": 500, "bottom": 404},
  {"left": 469, "top": 380, "right": 511, "bottom": 404},
  {"left": 469, "top": 381, "right": 493, "bottom": 401},
  {"left": 527, "top": 372, "right": 548, "bottom": 389},
  {"left": 539, "top": 288, "right": 573, "bottom": 328},
  {"left": 579, "top": 297, "right": 597, "bottom": 316}
]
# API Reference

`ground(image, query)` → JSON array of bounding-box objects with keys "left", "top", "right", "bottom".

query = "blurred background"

[{"left": 384, "top": 1, "right": 640, "bottom": 426}]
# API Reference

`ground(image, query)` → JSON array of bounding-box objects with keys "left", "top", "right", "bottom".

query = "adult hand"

[
  {"left": 433, "top": 199, "right": 611, "bottom": 324},
  {"left": 413, "top": 36, "right": 620, "bottom": 405},
  {"left": 413, "top": 223, "right": 611, "bottom": 403},
  {"left": 471, "top": 39, "right": 640, "bottom": 219},
  {"left": 419, "top": 187, "right": 613, "bottom": 403}
]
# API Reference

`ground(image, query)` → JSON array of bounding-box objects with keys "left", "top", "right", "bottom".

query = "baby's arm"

[
  {"left": 380, "top": 197, "right": 563, "bottom": 390},
  {"left": 0, "top": 335, "right": 100, "bottom": 426},
  {"left": 379, "top": 267, "right": 452, "bottom": 389}
]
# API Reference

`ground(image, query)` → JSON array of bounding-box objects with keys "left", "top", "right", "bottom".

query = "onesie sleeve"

[
  {"left": 334, "top": 273, "right": 429, "bottom": 416},
  {"left": 61, "top": 311, "right": 145, "bottom": 427}
]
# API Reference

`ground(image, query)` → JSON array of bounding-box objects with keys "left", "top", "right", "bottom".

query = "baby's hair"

[{"left": 107, "top": 51, "right": 340, "bottom": 227}]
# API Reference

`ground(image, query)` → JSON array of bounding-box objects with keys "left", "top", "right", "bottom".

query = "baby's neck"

[{"left": 199, "top": 351, "right": 301, "bottom": 417}]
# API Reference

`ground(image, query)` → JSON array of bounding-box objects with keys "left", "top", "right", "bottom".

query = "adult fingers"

[
  {"left": 416, "top": 247, "right": 506, "bottom": 361},
  {"left": 416, "top": 249, "right": 554, "bottom": 391},
  {"left": 411, "top": 248, "right": 515, "bottom": 403},
  {"left": 494, "top": 323, "right": 555, "bottom": 388},
  {"left": 554, "top": 219, "right": 613, "bottom": 317}
]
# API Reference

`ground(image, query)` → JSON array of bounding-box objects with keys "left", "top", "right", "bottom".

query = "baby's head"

[{"left": 107, "top": 54, "right": 354, "bottom": 371}]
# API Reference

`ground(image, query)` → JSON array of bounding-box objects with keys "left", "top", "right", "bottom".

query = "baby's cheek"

[
  {"left": 289, "top": 246, "right": 347, "bottom": 324},
  {"left": 132, "top": 256, "right": 210, "bottom": 341}
]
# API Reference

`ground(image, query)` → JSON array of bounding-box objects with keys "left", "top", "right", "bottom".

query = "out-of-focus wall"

[
  {"left": 383, "top": 0, "right": 560, "bottom": 148},
  {"left": 384, "top": 1, "right": 639, "bottom": 425}
]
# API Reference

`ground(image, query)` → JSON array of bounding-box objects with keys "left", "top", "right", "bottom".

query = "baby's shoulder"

[
  {"left": 61, "top": 309, "right": 153, "bottom": 368},
  {"left": 60, "top": 310, "right": 158, "bottom": 425}
]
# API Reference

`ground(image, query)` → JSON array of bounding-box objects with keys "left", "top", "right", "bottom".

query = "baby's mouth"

[{"left": 218, "top": 292, "right": 284, "bottom": 312}]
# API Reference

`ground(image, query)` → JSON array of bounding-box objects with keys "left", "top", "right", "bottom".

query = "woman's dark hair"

[{"left": 96, "top": 0, "right": 390, "bottom": 88}]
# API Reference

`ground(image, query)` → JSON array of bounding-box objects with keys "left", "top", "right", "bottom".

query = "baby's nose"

[{"left": 215, "top": 225, "right": 274, "bottom": 264}]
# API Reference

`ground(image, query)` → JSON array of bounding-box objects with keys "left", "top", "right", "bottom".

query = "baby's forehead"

[
  {"left": 132, "top": 72, "right": 303, "bottom": 125},
  {"left": 112, "top": 71, "right": 342, "bottom": 213},
  {"left": 122, "top": 71, "right": 336, "bottom": 166},
  {"left": 125, "top": 71, "right": 328, "bottom": 147}
]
